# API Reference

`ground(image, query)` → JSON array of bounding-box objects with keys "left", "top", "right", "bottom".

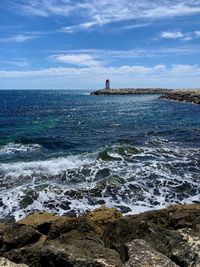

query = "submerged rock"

[{"left": 1, "top": 205, "right": 200, "bottom": 266}]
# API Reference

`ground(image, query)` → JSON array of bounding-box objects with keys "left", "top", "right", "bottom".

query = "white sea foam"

[
  {"left": 0, "top": 143, "right": 41, "bottom": 156},
  {"left": 0, "top": 154, "right": 95, "bottom": 184},
  {"left": 0, "top": 143, "right": 199, "bottom": 221}
]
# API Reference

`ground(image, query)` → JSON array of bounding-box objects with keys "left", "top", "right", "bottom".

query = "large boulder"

[
  {"left": 125, "top": 239, "right": 178, "bottom": 267},
  {"left": 5, "top": 230, "right": 123, "bottom": 267}
]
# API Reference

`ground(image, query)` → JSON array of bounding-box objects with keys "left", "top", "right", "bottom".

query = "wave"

[
  {"left": 0, "top": 142, "right": 199, "bottom": 221},
  {"left": 0, "top": 153, "right": 95, "bottom": 188},
  {"left": 0, "top": 143, "right": 41, "bottom": 156}
]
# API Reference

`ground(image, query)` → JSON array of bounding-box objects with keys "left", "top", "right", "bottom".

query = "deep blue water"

[{"left": 0, "top": 90, "right": 199, "bottom": 221}]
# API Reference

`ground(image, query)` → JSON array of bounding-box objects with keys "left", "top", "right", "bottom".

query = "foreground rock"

[
  {"left": 160, "top": 90, "right": 200, "bottom": 104},
  {"left": 125, "top": 239, "right": 178, "bottom": 267},
  {"left": 91, "top": 88, "right": 172, "bottom": 95},
  {"left": 0, "top": 257, "right": 29, "bottom": 267},
  {"left": 1, "top": 205, "right": 200, "bottom": 266}
]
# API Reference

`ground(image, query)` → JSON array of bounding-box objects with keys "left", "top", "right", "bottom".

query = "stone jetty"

[
  {"left": 91, "top": 88, "right": 172, "bottom": 95},
  {"left": 91, "top": 88, "right": 200, "bottom": 104},
  {"left": 160, "top": 89, "right": 200, "bottom": 104},
  {"left": 1, "top": 204, "right": 200, "bottom": 266}
]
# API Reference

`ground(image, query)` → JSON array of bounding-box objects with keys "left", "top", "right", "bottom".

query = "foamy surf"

[
  {"left": 0, "top": 143, "right": 41, "bottom": 156},
  {"left": 0, "top": 154, "right": 95, "bottom": 188},
  {"left": 0, "top": 142, "right": 199, "bottom": 222}
]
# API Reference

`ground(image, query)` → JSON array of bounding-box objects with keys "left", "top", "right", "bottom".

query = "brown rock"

[
  {"left": 84, "top": 206, "right": 122, "bottom": 235},
  {"left": 17, "top": 212, "right": 61, "bottom": 227},
  {"left": 5, "top": 230, "right": 123, "bottom": 267},
  {"left": 0, "top": 224, "right": 40, "bottom": 252}
]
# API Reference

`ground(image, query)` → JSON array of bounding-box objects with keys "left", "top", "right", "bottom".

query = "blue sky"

[{"left": 1, "top": 0, "right": 200, "bottom": 89}]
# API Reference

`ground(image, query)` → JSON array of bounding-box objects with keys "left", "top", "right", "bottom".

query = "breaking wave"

[{"left": 0, "top": 140, "right": 199, "bottom": 221}]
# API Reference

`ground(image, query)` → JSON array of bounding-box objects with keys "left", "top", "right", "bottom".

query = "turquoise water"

[{"left": 0, "top": 90, "right": 199, "bottom": 221}]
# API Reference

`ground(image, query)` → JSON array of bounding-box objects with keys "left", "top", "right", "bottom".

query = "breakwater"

[
  {"left": 91, "top": 88, "right": 200, "bottom": 104},
  {"left": 91, "top": 88, "right": 172, "bottom": 95},
  {"left": 160, "top": 90, "right": 200, "bottom": 104},
  {"left": 1, "top": 205, "right": 200, "bottom": 266}
]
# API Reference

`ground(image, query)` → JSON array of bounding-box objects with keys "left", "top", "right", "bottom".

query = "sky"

[{"left": 1, "top": 0, "right": 200, "bottom": 89}]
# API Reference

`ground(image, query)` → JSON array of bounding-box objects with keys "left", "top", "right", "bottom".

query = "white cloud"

[
  {"left": 7, "top": 1, "right": 200, "bottom": 31},
  {"left": 160, "top": 30, "right": 200, "bottom": 41},
  {"left": 49, "top": 54, "right": 101, "bottom": 67},
  {"left": 0, "top": 34, "right": 37, "bottom": 43},
  {"left": 1, "top": 63, "right": 200, "bottom": 89},
  {"left": 0, "top": 64, "right": 200, "bottom": 79},
  {"left": 62, "top": 21, "right": 97, "bottom": 33},
  {"left": 160, "top": 31, "right": 184, "bottom": 39},
  {"left": 49, "top": 46, "right": 200, "bottom": 61}
]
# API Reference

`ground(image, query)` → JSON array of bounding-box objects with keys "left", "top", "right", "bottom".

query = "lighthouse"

[{"left": 105, "top": 79, "right": 110, "bottom": 90}]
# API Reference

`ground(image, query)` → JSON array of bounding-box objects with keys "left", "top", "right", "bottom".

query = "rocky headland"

[
  {"left": 91, "top": 88, "right": 200, "bottom": 104},
  {"left": 1, "top": 204, "right": 200, "bottom": 266}
]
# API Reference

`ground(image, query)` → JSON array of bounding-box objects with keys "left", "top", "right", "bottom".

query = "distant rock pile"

[
  {"left": 160, "top": 90, "right": 200, "bottom": 104},
  {"left": 1, "top": 204, "right": 200, "bottom": 266}
]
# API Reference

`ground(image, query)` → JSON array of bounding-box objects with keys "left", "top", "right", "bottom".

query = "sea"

[{"left": 0, "top": 90, "right": 199, "bottom": 222}]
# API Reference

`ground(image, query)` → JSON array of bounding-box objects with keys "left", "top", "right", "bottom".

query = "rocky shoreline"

[
  {"left": 91, "top": 88, "right": 200, "bottom": 104},
  {"left": 1, "top": 204, "right": 200, "bottom": 266}
]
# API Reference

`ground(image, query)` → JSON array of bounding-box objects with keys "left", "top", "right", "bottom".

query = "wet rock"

[
  {"left": 116, "top": 206, "right": 132, "bottom": 213},
  {"left": 95, "top": 168, "right": 110, "bottom": 180},
  {"left": 98, "top": 149, "right": 122, "bottom": 161},
  {"left": 0, "top": 257, "right": 29, "bottom": 267},
  {"left": 96, "top": 175, "right": 124, "bottom": 189},
  {"left": 125, "top": 239, "right": 178, "bottom": 267},
  {"left": 19, "top": 191, "right": 39, "bottom": 209},
  {"left": 59, "top": 200, "right": 71, "bottom": 211}
]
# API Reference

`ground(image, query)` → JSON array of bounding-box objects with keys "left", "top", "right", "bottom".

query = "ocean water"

[{"left": 0, "top": 90, "right": 199, "bottom": 221}]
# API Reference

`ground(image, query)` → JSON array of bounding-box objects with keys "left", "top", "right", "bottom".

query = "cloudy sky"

[{"left": 1, "top": 0, "right": 200, "bottom": 89}]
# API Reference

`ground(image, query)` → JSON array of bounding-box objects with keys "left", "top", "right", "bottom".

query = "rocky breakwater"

[
  {"left": 1, "top": 205, "right": 200, "bottom": 266},
  {"left": 160, "top": 89, "right": 200, "bottom": 104},
  {"left": 91, "top": 88, "right": 172, "bottom": 95}
]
